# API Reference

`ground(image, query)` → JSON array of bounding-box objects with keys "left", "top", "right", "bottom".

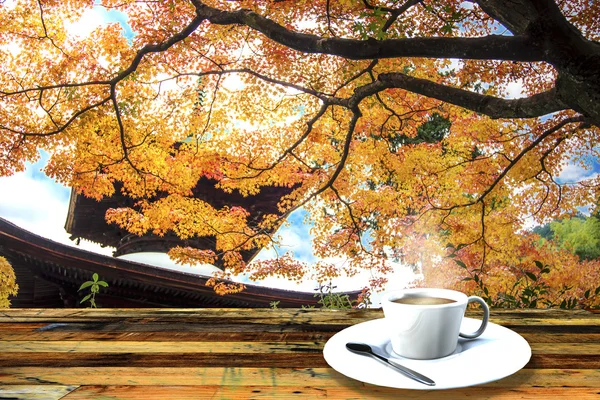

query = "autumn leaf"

[{"left": 0, "top": 1, "right": 599, "bottom": 294}]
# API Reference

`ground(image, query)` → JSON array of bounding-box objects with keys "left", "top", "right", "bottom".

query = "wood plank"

[
  {"left": 0, "top": 329, "right": 333, "bottom": 342},
  {"left": 1, "top": 323, "right": 599, "bottom": 343},
  {"left": 0, "top": 309, "right": 381, "bottom": 327},
  {"left": 1, "top": 308, "right": 597, "bottom": 325},
  {"left": 0, "top": 385, "right": 78, "bottom": 400},
  {"left": 1, "top": 340, "right": 598, "bottom": 356},
  {"left": 0, "top": 353, "right": 327, "bottom": 368},
  {"left": 0, "top": 309, "right": 598, "bottom": 400},
  {"left": 61, "top": 385, "right": 600, "bottom": 399},
  {"left": 4, "top": 308, "right": 591, "bottom": 318},
  {"left": 1, "top": 352, "right": 598, "bottom": 369},
  {"left": 0, "top": 340, "right": 325, "bottom": 353},
  {"left": 1, "top": 367, "right": 599, "bottom": 388}
]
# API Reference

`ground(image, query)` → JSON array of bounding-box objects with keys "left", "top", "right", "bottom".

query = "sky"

[{"left": 1, "top": 4, "right": 599, "bottom": 305}]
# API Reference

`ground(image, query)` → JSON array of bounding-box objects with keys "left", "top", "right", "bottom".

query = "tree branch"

[
  {"left": 361, "top": 0, "right": 422, "bottom": 32},
  {"left": 378, "top": 72, "right": 567, "bottom": 119},
  {"left": 473, "top": 0, "right": 538, "bottom": 34},
  {"left": 475, "top": 115, "right": 585, "bottom": 204},
  {"left": 0, "top": 97, "right": 111, "bottom": 137},
  {"left": 191, "top": 1, "right": 543, "bottom": 62}
]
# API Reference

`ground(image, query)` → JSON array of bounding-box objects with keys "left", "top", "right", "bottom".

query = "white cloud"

[
  {"left": 557, "top": 163, "right": 596, "bottom": 183},
  {"left": 65, "top": 6, "right": 133, "bottom": 40},
  {"left": 244, "top": 209, "right": 419, "bottom": 297},
  {"left": 118, "top": 253, "right": 221, "bottom": 275},
  {"left": 505, "top": 79, "right": 524, "bottom": 99},
  {"left": 221, "top": 74, "right": 246, "bottom": 92},
  {"left": 252, "top": 209, "right": 316, "bottom": 263},
  {"left": 66, "top": 8, "right": 108, "bottom": 38},
  {"left": 0, "top": 165, "right": 113, "bottom": 256},
  {"left": 0, "top": 162, "right": 236, "bottom": 275}
]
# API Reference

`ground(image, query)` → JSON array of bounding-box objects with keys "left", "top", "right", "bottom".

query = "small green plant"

[
  {"left": 315, "top": 282, "right": 354, "bottom": 309},
  {"left": 270, "top": 300, "right": 280, "bottom": 309},
  {"left": 78, "top": 273, "right": 108, "bottom": 308}
]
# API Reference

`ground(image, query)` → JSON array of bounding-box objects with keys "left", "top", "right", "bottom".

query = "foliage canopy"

[{"left": 1, "top": 0, "right": 599, "bottom": 290}]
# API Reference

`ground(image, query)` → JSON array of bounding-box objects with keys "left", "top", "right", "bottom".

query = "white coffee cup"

[{"left": 381, "top": 288, "right": 489, "bottom": 359}]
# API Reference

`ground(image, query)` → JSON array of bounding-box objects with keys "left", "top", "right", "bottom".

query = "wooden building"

[
  {"left": 64, "top": 178, "right": 295, "bottom": 264},
  {"left": 1, "top": 217, "right": 334, "bottom": 308},
  {"left": 1, "top": 178, "right": 358, "bottom": 307}
]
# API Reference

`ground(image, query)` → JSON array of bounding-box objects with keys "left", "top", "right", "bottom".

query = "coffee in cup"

[{"left": 382, "top": 288, "right": 489, "bottom": 359}]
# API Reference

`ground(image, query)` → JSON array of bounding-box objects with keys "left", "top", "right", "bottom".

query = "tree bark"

[{"left": 189, "top": 0, "right": 600, "bottom": 126}]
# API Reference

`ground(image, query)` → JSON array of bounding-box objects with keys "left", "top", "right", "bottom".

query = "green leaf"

[
  {"left": 560, "top": 299, "right": 567, "bottom": 309},
  {"left": 454, "top": 260, "right": 467, "bottom": 269},
  {"left": 595, "top": 286, "right": 600, "bottom": 295},
  {"left": 525, "top": 272, "right": 537, "bottom": 281},
  {"left": 451, "top": 11, "right": 463, "bottom": 20},
  {"left": 441, "top": 23, "right": 453, "bottom": 34},
  {"left": 541, "top": 267, "right": 550, "bottom": 274},
  {"left": 78, "top": 281, "right": 93, "bottom": 291},
  {"left": 484, "top": 287, "right": 489, "bottom": 296},
  {"left": 585, "top": 289, "right": 591, "bottom": 298},
  {"left": 529, "top": 300, "right": 537, "bottom": 308},
  {"left": 92, "top": 273, "right": 99, "bottom": 282},
  {"left": 473, "top": 274, "right": 479, "bottom": 283},
  {"left": 97, "top": 281, "right": 109, "bottom": 288},
  {"left": 462, "top": 277, "right": 473, "bottom": 281},
  {"left": 80, "top": 294, "right": 91, "bottom": 304},
  {"left": 534, "top": 260, "right": 544, "bottom": 270}
]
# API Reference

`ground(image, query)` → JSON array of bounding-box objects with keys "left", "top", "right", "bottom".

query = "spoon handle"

[
  {"left": 385, "top": 356, "right": 436, "bottom": 386},
  {"left": 360, "top": 346, "right": 436, "bottom": 386}
]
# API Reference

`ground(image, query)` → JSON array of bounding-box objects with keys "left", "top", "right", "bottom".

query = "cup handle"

[{"left": 459, "top": 296, "right": 489, "bottom": 339}]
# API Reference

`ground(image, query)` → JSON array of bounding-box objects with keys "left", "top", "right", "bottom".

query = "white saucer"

[{"left": 323, "top": 317, "right": 531, "bottom": 390}]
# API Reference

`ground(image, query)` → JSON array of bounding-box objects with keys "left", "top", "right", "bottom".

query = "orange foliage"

[
  {"left": 0, "top": 256, "right": 19, "bottom": 308},
  {"left": 1, "top": 1, "right": 599, "bottom": 295},
  {"left": 206, "top": 276, "right": 246, "bottom": 296},
  {"left": 417, "top": 233, "right": 600, "bottom": 309}
]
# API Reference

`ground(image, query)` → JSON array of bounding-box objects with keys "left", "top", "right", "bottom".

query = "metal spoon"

[{"left": 346, "top": 342, "right": 436, "bottom": 386}]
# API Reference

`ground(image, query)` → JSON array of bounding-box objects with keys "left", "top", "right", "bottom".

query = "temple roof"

[
  {"left": 65, "top": 178, "right": 295, "bottom": 265},
  {"left": 1, "top": 217, "right": 357, "bottom": 308}
]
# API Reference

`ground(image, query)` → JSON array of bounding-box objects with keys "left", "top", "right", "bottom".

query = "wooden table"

[{"left": 0, "top": 308, "right": 598, "bottom": 399}]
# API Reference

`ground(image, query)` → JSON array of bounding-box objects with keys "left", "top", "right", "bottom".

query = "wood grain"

[
  {"left": 1, "top": 367, "right": 599, "bottom": 388},
  {"left": 0, "top": 385, "right": 78, "bottom": 400},
  {"left": 0, "top": 308, "right": 598, "bottom": 399},
  {"left": 60, "top": 385, "right": 600, "bottom": 400}
]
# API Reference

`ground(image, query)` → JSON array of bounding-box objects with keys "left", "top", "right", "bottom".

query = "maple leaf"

[{"left": 1, "top": 0, "right": 599, "bottom": 294}]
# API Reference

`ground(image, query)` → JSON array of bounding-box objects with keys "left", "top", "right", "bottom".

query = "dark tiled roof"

[
  {"left": 64, "top": 178, "right": 296, "bottom": 264},
  {"left": 1, "top": 217, "right": 357, "bottom": 308}
]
